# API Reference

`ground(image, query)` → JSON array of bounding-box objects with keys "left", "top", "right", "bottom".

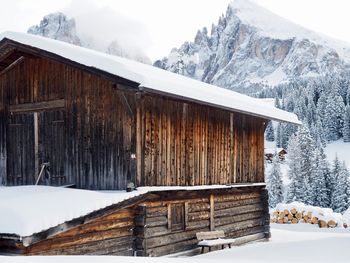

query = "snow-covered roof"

[
  {"left": 0, "top": 31, "right": 300, "bottom": 124},
  {"left": 0, "top": 184, "right": 265, "bottom": 238}
]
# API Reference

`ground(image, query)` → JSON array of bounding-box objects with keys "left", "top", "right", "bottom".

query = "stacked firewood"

[{"left": 270, "top": 202, "right": 348, "bottom": 229}]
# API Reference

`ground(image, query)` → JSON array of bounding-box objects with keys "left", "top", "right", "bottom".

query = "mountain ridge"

[{"left": 154, "top": 0, "right": 350, "bottom": 93}]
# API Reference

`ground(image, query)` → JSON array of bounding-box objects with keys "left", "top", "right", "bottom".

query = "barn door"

[
  {"left": 38, "top": 110, "right": 66, "bottom": 186},
  {"left": 7, "top": 113, "right": 35, "bottom": 185},
  {"left": 7, "top": 110, "right": 66, "bottom": 186}
]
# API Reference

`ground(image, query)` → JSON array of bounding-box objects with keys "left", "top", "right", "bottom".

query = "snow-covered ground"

[{"left": 1, "top": 224, "right": 349, "bottom": 263}]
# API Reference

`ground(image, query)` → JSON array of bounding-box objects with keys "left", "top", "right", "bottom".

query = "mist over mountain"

[{"left": 28, "top": 12, "right": 151, "bottom": 64}]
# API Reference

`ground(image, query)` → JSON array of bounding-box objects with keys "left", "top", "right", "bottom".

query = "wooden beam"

[
  {"left": 167, "top": 203, "right": 172, "bottom": 230},
  {"left": 184, "top": 201, "right": 189, "bottom": 230},
  {"left": 117, "top": 90, "right": 134, "bottom": 117},
  {"left": 9, "top": 99, "right": 65, "bottom": 113},
  {"left": 210, "top": 194, "right": 215, "bottom": 231},
  {"left": 34, "top": 112, "right": 39, "bottom": 180},
  {"left": 0, "top": 56, "right": 25, "bottom": 77},
  {"left": 136, "top": 94, "right": 142, "bottom": 187}
]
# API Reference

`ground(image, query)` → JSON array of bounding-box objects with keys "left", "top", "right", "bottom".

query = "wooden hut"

[
  {"left": 0, "top": 32, "right": 300, "bottom": 256},
  {"left": 265, "top": 148, "right": 287, "bottom": 162}
]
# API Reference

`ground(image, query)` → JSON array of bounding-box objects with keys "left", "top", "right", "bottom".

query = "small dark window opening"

[{"left": 170, "top": 203, "right": 185, "bottom": 231}]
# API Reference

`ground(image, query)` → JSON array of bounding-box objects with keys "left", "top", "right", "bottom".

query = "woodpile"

[{"left": 270, "top": 202, "right": 348, "bottom": 229}]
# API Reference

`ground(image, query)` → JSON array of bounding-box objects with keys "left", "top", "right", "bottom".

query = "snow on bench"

[{"left": 196, "top": 230, "right": 236, "bottom": 253}]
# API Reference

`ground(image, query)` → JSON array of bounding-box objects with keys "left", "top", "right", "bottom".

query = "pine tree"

[
  {"left": 346, "top": 167, "right": 350, "bottom": 209},
  {"left": 265, "top": 121, "right": 275, "bottom": 141},
  {"left": 330, "top": 157, "right": 348, "bottom": 212},
  {"left": 276, "top": 123, "right": 283, "bottom": 148},
  {"left": 286, "top": 126, "right": 315, "bottom": 204},
  {"left": 313, "top": 116, "right": 326, "bottom": 147},
  {"left": 298, "top": 126, "right": 316, "bottom": 205},
  {"left": 266, "top": 155, "right": 284, "bottom": 208},
  {"left": 324, "top": 92, "right": 345, "bottom": 141},
  {"left": 311, "top": 146, "right": 329, "bottom": 207},
  {"left": 286, "top": 134, "right": 304, "bottom": 202},
  {"left": 275, "top": 97, "right": 281, "bottom": 109},
  {"left": 343, "top": 105, "right": 350, "bottom": 142}
]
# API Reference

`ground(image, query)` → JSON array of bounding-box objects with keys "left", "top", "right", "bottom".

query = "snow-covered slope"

[
  {"left": 28, "top": 12, "right": 151, "bottom": 64},
  {"left": 155, "top": 0, "right": 350, "bottom": 92}
]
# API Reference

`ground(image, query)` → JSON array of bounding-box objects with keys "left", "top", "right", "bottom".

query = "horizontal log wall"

[
  {"left": 0, "top": 188, "right": 269, "bottom": 256},
  {"left": 135, "top": 188, "right": 269, "bottom": 256},
  {"left": 214, "top": 191, "right": 269, "bottom": 239},
  {"left": 137, "top": 95, "right": 265, "bottom": 187},
  {"left": 23, "top": 208, "right": 135, "bottom": 256}
]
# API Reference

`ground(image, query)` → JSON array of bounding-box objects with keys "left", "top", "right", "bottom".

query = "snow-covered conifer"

[
  {"left": 311, "top": 146, "right": 329, "bottom": 207},
  {"left": 343, "top": 105, "right": 350, "bottom": 142},
  {"left": 266, "top": 155, "right": 284, "bottom": 208},
  {"left": 330, "top": 157, "right": 348, "bottom": 212},
  {"left": 265, "top": 121, "right": 275, "bottom": 141}
]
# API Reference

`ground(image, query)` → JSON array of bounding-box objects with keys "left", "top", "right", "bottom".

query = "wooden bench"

[{"left": 196, "top": 230, "right": 236, "bottom": 253}]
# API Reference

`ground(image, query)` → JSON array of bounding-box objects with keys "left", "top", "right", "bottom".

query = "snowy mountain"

[
  {"left": 154, "top": 0, "right": 350, "bottom": 92},
  {"left": 28, "top": 12, "right": 151, "bottom": 64}
]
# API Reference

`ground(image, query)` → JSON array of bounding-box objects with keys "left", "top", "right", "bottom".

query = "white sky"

[{"left": 1, "top": 0, "right": 350, "bottom": 61}]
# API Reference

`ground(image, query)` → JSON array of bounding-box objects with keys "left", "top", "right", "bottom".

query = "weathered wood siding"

[
  {"left": 22, "top": 208, "right": 134, "bottom": 256},
  {"left": 0, "top": 187, "right": 269, "bottom": 256},
  {"left": 134, "top": 188, "right": 269, "bottom": 256},
  {"left": 0, "top": 56, "right": 133, "bottom": 189},
  {"left": 136, "top": 95, "right": 265, "bottom": 187},
  {"left": 0, "top": 51, "right": 266, "bottom": 190}
]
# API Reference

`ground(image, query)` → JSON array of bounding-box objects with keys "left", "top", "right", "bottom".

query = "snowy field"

[{"left": 1, "top": 224, "right": 350, "bottom": 263}]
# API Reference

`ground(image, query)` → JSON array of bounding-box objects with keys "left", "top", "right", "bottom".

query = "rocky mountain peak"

[
  {"left": 28, "top": 12, "right": 82, "bottom": 46},
  {"left": 28, "top": 12, "right": 151, "bottom": 64},
  {"left": 154, "top": 0, "right": 350, "bottom": 93}
]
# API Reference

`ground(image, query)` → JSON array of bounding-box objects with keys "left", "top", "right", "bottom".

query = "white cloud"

[{"left": 63, "top": 0, "right": 153, "bottom": 55}]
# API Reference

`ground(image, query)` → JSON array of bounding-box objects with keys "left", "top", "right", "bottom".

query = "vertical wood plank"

[
  {"left": 210, "top": 194, "right": 215, "bottom": 231},
  {"left": 167, "top": 203, "right": 172, "bottom": 230},
  {"left": 34, "top": 112, "right": 39, "bottom": 179},
  {"left": 184, "top": 201, "right": 189, "bottom": 230}
]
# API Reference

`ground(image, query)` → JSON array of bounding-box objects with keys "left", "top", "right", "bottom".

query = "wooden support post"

[
  {"left": 167, "top": 203, "right": 172, "bottom": 230},
  {"left": 134, "top": 205, "right": 147, "bottom": 256},
  {"left": 124, "top": 91, "right": 136, "bottom": 189},
  {"left": 184, "top": 201, "right": 189, "bottom": 230},
  {"left": 210, "top": 194, "right": 215, "bottom": 231},
  {"left": 135, "top": 92, "right": 142, "bottom": 187},
  {"left": 34, "top": 112, "right": 39, "bottom": 181}
]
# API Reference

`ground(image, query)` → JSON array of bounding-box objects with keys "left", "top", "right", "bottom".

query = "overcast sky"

[{"left": 1, "top": 0, "right": 350, "bottom": 61}]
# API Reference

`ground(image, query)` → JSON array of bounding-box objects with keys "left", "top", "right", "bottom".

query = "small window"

[{"left": 168, "top": 203, "right": 185, "bottom": 231}]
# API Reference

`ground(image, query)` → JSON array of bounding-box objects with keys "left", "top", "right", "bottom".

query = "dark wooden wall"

[
  {"left": 134, "top": 188, "right": 269, "bottom": 256},
  {"left": 136, "top": 96, "right": 265, "bottom": 187},
  {"left": 0, "top": 55, "right": 133, "bottom": 189},
  {"left": 0, "top": 50, "right": 266, "bottom": 190}
]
